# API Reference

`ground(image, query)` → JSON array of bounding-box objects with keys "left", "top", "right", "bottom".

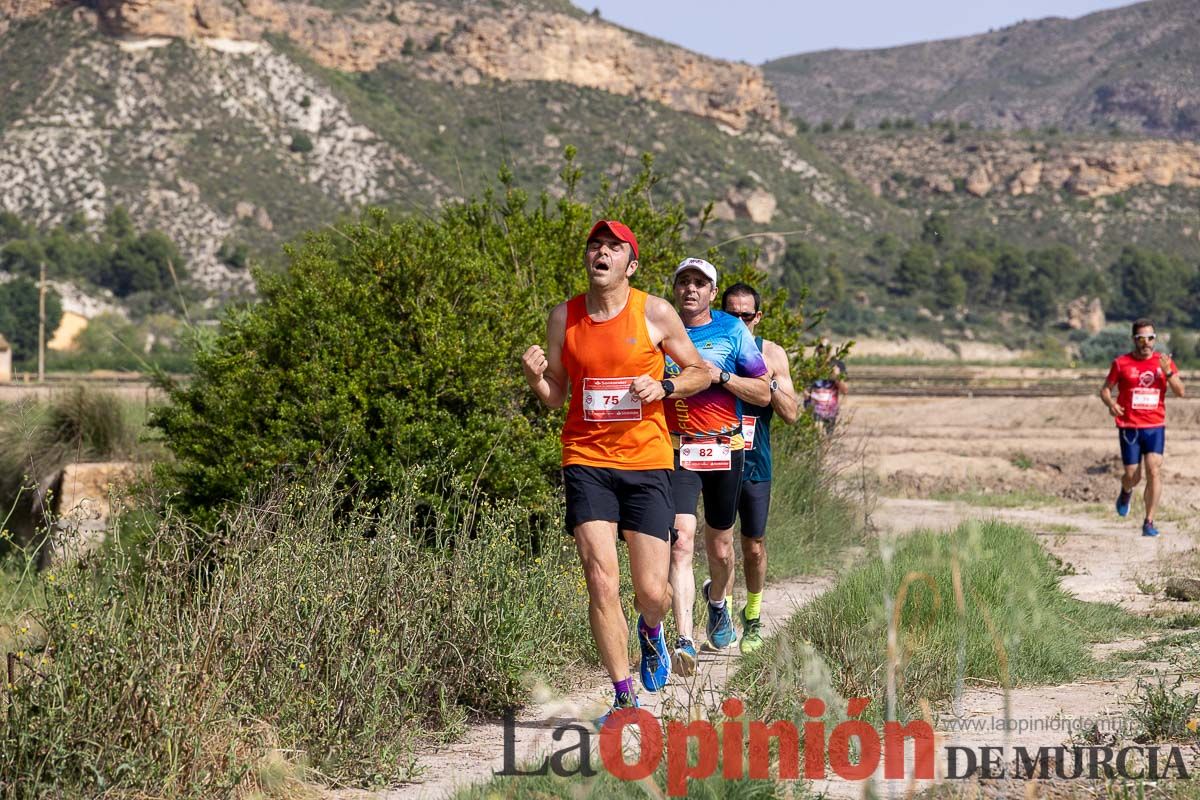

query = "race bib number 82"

[{"left": 680, "top": 437, "right": 732, "bottom": 471}]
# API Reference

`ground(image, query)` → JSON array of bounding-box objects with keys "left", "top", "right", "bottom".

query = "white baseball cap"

[{"left": 673, "top": 257, "right": 718, "bottom": 286}]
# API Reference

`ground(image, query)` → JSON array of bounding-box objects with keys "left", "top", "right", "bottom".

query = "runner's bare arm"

[
  {"left": 1162, "top": 353, "right": 1185, "bottom": 398},
  {"left": 521, "top": 304, "right": 568, "bottom": 409},
  {"left": 762, "top": 340, "right": 799, "bottom": 424},
  {"left": 1099, "top": 381, "right": 1124, "bottom": 418},
  {"left": 636, "top": 296, "right": 709, "bottom": 402}
]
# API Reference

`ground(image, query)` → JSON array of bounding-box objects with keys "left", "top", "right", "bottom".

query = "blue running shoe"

[
  {"left": 671, "top": 635, "right": 697, "bottom": 677},
  {"left": 1143, "top": 519, "right": 1160, "bottom": 537},
  {"left": 702, "top": 579, "right": 738, "bottom": 650},
  {"left": 1116, "top": 488, "right": 1132, "bottom": 517},
  {"left": 594, "top": 693, "right": 639, "bottom": 731},
  {"left": 637, "top": 616, "right": 670, "bottom": 692}
]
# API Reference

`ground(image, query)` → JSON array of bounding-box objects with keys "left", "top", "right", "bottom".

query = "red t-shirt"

[{"left": 1106, "top": 352, "right": 1177, "bottom": 428}]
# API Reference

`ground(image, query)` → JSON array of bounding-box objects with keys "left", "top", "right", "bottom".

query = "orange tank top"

[{"left": 561, "top": 288, "right": 673, "bottom": 470}]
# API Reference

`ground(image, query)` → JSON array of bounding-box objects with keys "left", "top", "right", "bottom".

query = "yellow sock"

[{"left": 745, "top": 591, "right": 763, "bottom": 620}]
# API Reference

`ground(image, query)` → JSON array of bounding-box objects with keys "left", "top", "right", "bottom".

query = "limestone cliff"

[
  {"left": 1, "top": 0, "right": 785, "bottom": 132},
  {"left": 820, "top": 132, "right": 1200, "bottom": 200}
]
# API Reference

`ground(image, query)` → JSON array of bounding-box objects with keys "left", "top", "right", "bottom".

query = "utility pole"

[{"left": 38, "top": 260, "right": 45, "bottom": 383}]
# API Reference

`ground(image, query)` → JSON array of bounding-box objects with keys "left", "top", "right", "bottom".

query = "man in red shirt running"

[{"left": 1100, "top": 318, "right": 1185, "bottom": 537}]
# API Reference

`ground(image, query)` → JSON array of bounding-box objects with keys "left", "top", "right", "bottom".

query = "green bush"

[
  {"left": 0, "top": 466, "right": 595, "bottom": 794},
  {"left": 0, "top": 388, "right": 145, "bottom": 550},
  {"left": 152, "top": 154, "right": 822, "bottom": 523},
  {"left": 289, "top": 132, "right": 314, "bottom": 153},
  {"left": 1079, "top": 327, "right": 1131, "bottom": 365}
]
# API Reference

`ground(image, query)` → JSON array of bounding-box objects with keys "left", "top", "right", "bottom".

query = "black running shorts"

[
  {"left": 670, "top": 448, "right": 745, "bottom": 530},
  {"left": 562, "top": 465, "right": 674, "bottom": 541},
  {"left": 737, "top": 479, "right": 772, "bottom": 539}
]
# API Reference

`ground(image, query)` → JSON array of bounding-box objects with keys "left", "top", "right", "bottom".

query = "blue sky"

[{"left": 570, "top": 0, "right": 1136, "bottom": 63}]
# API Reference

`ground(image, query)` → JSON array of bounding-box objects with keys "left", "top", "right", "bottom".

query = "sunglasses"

[
  {"left": 728, "top": 311, "right": 758, "bottom": 322},
  {"left": 1134, "top": 334, "right": 1156, "bottom": 342}
]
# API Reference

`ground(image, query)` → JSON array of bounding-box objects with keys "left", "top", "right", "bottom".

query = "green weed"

[
  {"left": 735, "top": 520, "right": 1140, "bottom": 726},
  {"left": 1128, "top": 675, "right": 1200, "bottom": 743},
  {"left": 0, "top": 466, "right": 595, "bottom": 794}
]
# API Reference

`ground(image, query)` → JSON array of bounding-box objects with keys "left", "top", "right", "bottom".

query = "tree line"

[
  {"left": 0, "top": 208, "right": 186, "bottom": 300},
  {"left": 0, "top": 208, "right": 188, "bottom": 360},
  {"left": 783, "top": 212, "right": 1200, "bottom": 328}
]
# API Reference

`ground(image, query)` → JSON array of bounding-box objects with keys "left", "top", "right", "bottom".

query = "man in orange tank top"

[{"left": 521, "top": 220, "right": 710, "bottom": 720}]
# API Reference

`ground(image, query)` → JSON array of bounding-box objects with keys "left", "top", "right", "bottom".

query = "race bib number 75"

[{"left": 582, "top": 377, "right": 642, "bottom": 422}]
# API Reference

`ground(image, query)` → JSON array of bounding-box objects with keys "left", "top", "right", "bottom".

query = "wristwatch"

[
  {"left": 660, "top": 379, "right": 675, "bottom": 397},
  {"left": 718, "top": 370, "right": 731, "bottom": 386},
  {"left": 769, "top": 378, "right": 779, "bottom": 393}
]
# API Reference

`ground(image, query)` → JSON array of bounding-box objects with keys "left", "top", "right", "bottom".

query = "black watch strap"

[{"left": 660, "top": 379, "right": 675, "bottom": 397}]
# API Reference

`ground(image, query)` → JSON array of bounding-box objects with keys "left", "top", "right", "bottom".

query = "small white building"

[{"left": 0, "top": 334, "right": 11, "bottom": 382}]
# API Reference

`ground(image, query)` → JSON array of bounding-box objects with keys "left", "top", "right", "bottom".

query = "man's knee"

[
  {"left": 708, "top": 534, "right": 735, "bottom": 561},
  {"left": 741, "top": 536, "right": 765, "bottom": 560},
  {"left": 672, "top": 518, "right": 696, "bottom": 558},
  {"left": 636, "top": 581, "right": 671, "bottom": 615},
  {"left": 581, "top": 561, "right": 620, "bottom": 604}
]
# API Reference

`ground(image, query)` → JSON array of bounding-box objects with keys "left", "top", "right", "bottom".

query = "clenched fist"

[
  {"left": 522, "top": 345, "right": 548, "bottom": 385},
  {"left": 631, "top": 374, "right": 666, "bottom": 403}
]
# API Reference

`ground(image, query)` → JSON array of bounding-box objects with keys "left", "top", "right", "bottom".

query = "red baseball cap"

[{"left": 587, "top": 219, "right": 639, "bottom": 260}]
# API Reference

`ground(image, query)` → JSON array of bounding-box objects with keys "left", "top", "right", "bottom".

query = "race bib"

[
  {"left": 679, "top": 436, "right": 732, "bottom": 471},
  {"left": 582, "top": 377, "right": 642, "bottom": 422},
  {"left": 743, "top": 416, "right": 757, "bottom": 451},
  {"left": 1131, "top": 388, "right": 1160, "bottom": 410},
  {"left": 810, "top": 387, "right": 838, "bottom": 420}
]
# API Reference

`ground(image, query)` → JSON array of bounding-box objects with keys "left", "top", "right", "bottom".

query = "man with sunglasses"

[
  {"left": 1100, "top": 318, "right": 1185, "bottom": 537},
  {"left": 721, "top": 282, "right": 799, "bottom": 654},
  {"left": 663, "top": 258, "right": 771, "bottom": 672}
]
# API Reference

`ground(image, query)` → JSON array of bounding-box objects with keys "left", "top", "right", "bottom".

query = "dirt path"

[
  {"left": 367, "top": 493, "right": 1196, "bottom": 800},
  {"left": 362, "top": 568, "right": 843, "bottom": 799},
  {"left": 352, "top": 390, "right": 1200, "bottom": 799}
]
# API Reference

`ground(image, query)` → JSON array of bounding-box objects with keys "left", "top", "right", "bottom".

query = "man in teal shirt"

[{"left": 720, "top": 282, "right": 799, "bottom": 654}]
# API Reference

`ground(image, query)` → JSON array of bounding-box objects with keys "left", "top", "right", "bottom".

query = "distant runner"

[
  {"left": 1099, "top": 318, "right": 1185, "bottom": 537},
  {"left": 521, "top": 221, "right": 709, "bottom": 718},
  {"left": 721, "top": 282, "right": 799, "bottom": 655},
  {"left": 664, "top": 258, "right": 770, "bottom": 671},
  {"left": 805, "top": 338, "right": 848, "bottom": 434}
]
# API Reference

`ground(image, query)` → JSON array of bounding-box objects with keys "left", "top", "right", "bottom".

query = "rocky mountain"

[
  {"left": 0, "top": 0, "right": 867, "bottom": 295},
  {"left": 1, "top": 0, "right": 1199, "bottom": 344},
  {"left": 764, "top": 0, "right": 1200, "bottom": 137},
  {"left": 813, "top": 128, "right": 1200, "bottom": 268}
]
